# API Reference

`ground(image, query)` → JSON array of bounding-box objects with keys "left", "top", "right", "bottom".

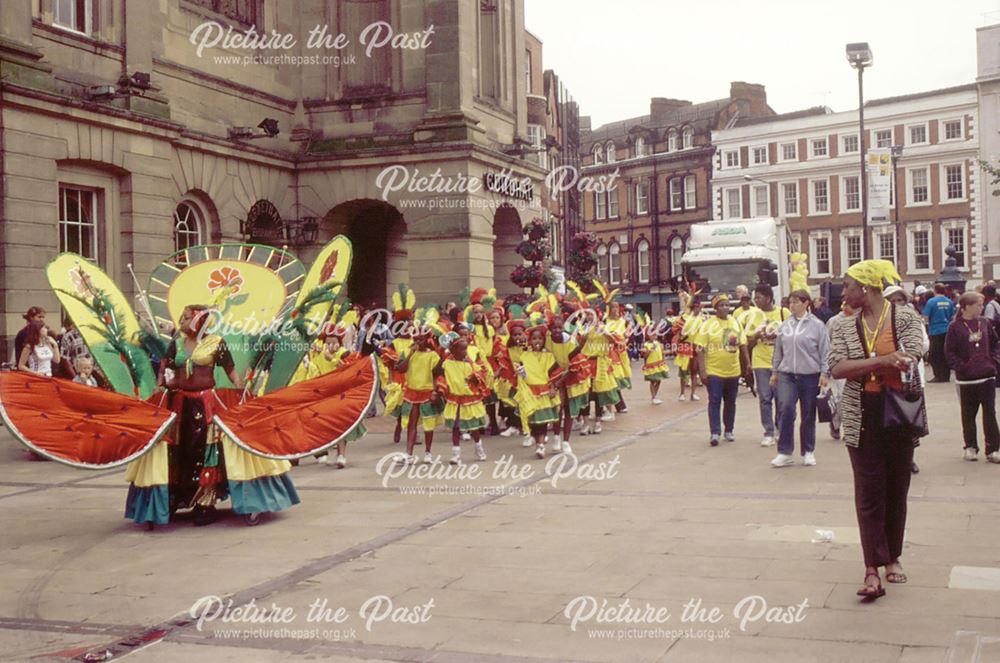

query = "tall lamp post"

[
  {"left": 890, "top": 145, "right": 903, "bottom": 269},
  {"left": 847, "top": 42, "right": 873, "bottom": 259}
]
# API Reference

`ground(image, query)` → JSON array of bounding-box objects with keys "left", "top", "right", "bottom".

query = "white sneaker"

[
  {"left": 600, "top": 411, "right": 615, "bottom": 422},
  {"left": 760, "top": 436, "right": 775, "bottom": 447},
  {"left": 965, "top": 447, "right": 979, "bottom": 461},
  {"left": 652, "top": 398, "right": 663, "bottom": 405},
  {"left": 316, "top": 455, "right": 328, "bottom": 464},
  {"left": 423, "top": 452, "right": 434, "bottom": 464},
  {"left": 535, "top": 444, "right": 545, "bottom": 459},
  {"left": 724, "top": 432, "right": 735, "bottom": 442},
  {"left": 691, "top": 393, "right": 701, "bottom": 401},
  {"left": 988, "top": 451, "right": 1000, "bottom": 464},
  {"left": 521, "top": 435, "right": 534, "bottom": 447},
  {"left": 461, "top": 432, "right": 472, "bottom": 441},
  {"left": 449, "top": 448, "right": 461, "bottom": 465},
  {"left": 394, "top": 453, "right": 408, "bottom": 466},
  {"left": 572, "top": 419, "right": 583, "bottom": 431},
  {"left": 579, "top": 423, "right": 591, "bottom": 436},
  {"left": 678, "top": 394, "right": 687, "bottom": 402},
  {"left": 548, "top": 439, "right": 563, "bottom": 454},
  {"left": 593, "top": 421, "right": 602, "bottom": 434},
  {"left": 561, "top": 440, "right": 573, "bottom": 455},
  {"left": 802, "top": 452, "right": 817, "bottom": 466},
  {"left": 499, "top": 426, "right": 518, "bottom": 438},
  {"left": 619, "top": 406, "right": 629, "bottom": 414},
  {"left": 475, "top": 442, "right": 487, "bottom": 461},
  {"left": 771, "top": 453, "right": 795, "bottom": 467},
  {"left": 335, "top": 454, "right": 346, "bottom": 469}
]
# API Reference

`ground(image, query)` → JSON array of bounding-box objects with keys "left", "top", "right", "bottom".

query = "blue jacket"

[{"left": 922, "top": 296, "right": 956, "bottom": 336}]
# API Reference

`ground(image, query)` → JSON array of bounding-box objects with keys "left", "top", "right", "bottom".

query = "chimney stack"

[{"left": 650, "top": 97, "right": 692, "bottom": 123}]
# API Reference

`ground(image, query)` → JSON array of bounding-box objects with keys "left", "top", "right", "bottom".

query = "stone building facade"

[
  {"left": 578, "top": 83, "right": 774, "bottom": 315},
  {"left": 711, "top": 85, "right": 979, "bottom": 285},
  {"left": 0, "top": 0, "right": 548, "bottom": 355},
  {"left": 978, "top": 22, "right": 1000, "bottom": 280}
]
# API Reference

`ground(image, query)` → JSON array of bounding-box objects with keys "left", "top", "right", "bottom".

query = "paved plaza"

[{"left": 1, "top": 374, "right": 998, "bottom": 662}]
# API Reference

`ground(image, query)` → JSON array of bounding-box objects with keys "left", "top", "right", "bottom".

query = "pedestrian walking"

[
  {"left": 944, "top": 291, "right": 1000, "bottom": 462},
  {"left": 743, "top": 284, "right": 789, "bottom": 447},
  {"left": 694, "top": 294, "right": 749, "bottom": 446},
  {"left": 923, "top": 283, "right": 956, "bottom": 382},
  {"left": 830, "top": 260, "right": 926, "bottom": 601},
  {"left": 769, "top": 290, "right": 830, "bottom": 467}
]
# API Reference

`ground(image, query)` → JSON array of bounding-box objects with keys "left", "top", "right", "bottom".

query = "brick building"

[
  {"left": 578, "top": 83, "right": 774, "bottom": 316},
  {"left": 711, "top": 85, "right": 979, "bottom": 285},
  {"left": 0, "top": 0, "right": 551, "bottom": 356}
]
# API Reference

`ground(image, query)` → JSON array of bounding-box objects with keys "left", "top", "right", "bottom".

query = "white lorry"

[{"left": 680, "top": 217, "right": 791, "bottom": 302}]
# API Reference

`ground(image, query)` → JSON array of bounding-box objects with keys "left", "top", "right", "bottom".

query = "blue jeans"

[
  {"left": 777, "top": 372, "right": 821, "bottom": 455},
  {"left": 707, "top": 376, "right": 740, "bottom": 436},
  {"left": 753, "top": 368, "right": 777, "bottom": 437}
]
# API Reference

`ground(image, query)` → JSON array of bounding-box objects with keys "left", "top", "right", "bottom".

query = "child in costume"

[
  {"left": 495, "top": 315, "right": 528, "bottom": 441},
  {"left": 437, "top": 333, "right": 488, "bottom": 463},
  {"left": 579, "top": 307, "right": 621, "bottom": 435},
  {"left": 396, "top": 324, "right": 444, "bottom": 465},
  {"left": 674, "top": 293, "right": 704, "bottom": 402},
  {"left": 641, "top": 327, "right": 670, "bottom": 405},
  {"left": 380, "top": 285, "right": 417, "bottom": 444},
  {"left": 516, "top": 323, "right": 567, "bottom": 458}
]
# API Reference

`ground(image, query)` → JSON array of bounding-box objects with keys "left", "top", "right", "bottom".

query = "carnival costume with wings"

[{"left": 0, "top": 238, "right": 378, "bottom": 527}]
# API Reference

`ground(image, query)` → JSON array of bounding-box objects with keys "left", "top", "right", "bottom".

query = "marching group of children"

[{"left": 376, "top": 281, "right": 674, "bottom": 465}]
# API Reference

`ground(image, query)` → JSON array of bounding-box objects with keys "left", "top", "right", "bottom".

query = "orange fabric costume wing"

[
  {"left": 0, "top": 373, "right": 175, "bottom": 469},
  {"left": 214, "top": 355, "right": 377, "bottom": 459}
]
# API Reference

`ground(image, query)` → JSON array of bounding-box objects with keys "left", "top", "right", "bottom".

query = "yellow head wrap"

[
  {"left": 845, "top": 260, "right": 902, "bottom": 289},
  {"left": 711, "top": 293, "right": 730, "bottom": 308}
]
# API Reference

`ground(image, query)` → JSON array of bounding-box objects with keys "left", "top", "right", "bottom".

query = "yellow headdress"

[{"left": 846, "top": 260, "right": 902, "bottom": 289}]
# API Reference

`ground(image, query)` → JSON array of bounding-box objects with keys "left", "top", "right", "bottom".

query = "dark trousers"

[
  {"left": 706, "top": 376, "right": 740, "bottom": 436},
  {"left": 929, "top": 333, "right": 949, "bottom": 382},
  {"left": 777, "top": 372, "right": 821, "bottom": 455},
  {"left": 959, "top": 378, "right": 1000, "bottom": 453},
  {"left": 847, "top": 393, "right": 915, "bottom": 568}
]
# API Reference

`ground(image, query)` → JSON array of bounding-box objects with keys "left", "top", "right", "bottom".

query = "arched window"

[
  {"left": 593, "top": 143, "right": 602, "bottom": 165},
  {"left": 682, "top": 126, "right": 694, "bottom": 149},
  {"left": 609, "top": 242, "right": 622, "bottom": 284},
  {"left": 667, "top": 129, "right": 677, "bottom": 152},
  {"left": 636, "top": 239, "right": 650, "bottom": 283},
  {"left": 605, "top": 141, "right": 616, "bottom": 163},
  {"left": 596, "top": 244, "right": 608, "bottom": 281},
  {"left": 670, "top": 236, "right": 685, "bottom": 281},
  {"left": 173, "top": 202, "right": 204, "bottom": 254},
  {"left": 635, "top": 136, "right": 646, "bottom": 157}
]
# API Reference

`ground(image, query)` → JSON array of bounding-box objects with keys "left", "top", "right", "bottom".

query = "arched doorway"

[
  {"left": 493, "top": 205, "right": 523, "bottom": 297},
  {"left": 323, "top": 199, "right": 407, "bottom": 307}
]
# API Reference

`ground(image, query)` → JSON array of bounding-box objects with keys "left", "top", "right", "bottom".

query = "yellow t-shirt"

[
  {"left": 681, "top": 314, "right": 704, "bottom": 340},
  {"left": 547, "top": 334, "right": 578, "bottom": 368},
  {"left": 443, "top": 358, "right": 476, "bottom": 396},
  {"left": 693, "top": 316, "right": 747, "bottom": 378},
  {"left": 742, "top": 307, "right": 790, "bottom": 370},
  {"left": 520, "top": 351, "right": 556, "bottom": 386},
  {"left": 404, "top": 350, "right": 439, "bottom": 391},
  {"left": 733, "top": 306, "right": 756, "bottom": 328}
]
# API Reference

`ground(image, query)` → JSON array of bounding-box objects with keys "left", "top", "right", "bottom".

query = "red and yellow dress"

[
  {"left": 380, "top": 337, "right": 414, "bottom": 417},
  {"left": 515, "top": 349, "right": 564, "bottom": 425},
  {"left": 674, "top": 313, "right": 702, "bottom": 375},
  {"left": 399, "top": 348, "right": 443, "bottom": 432},
  {"left": 582, "top": 329, "right": 621, "bottom": 407},
  {"left": 493, "top": 339, "right": 523, "bottom": 408},
  {"left": 548, "top": 332, "right": 592, "bottom": 417},
  {"left": 605, "top": 317, "right": 632, "bottom": 390},
  {"left": 642, "top": 340, "right": 670, "bottom": 381},
  {"left": 439, "top": 356, "right": 488, "bottom": 432}
]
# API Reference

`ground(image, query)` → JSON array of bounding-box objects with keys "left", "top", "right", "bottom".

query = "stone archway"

[
  {"left": 322, "top": 199, "right": 407, "bottom": 308},
  {"left": 492, "top": 205, "right": 523, "bottom": 297}
]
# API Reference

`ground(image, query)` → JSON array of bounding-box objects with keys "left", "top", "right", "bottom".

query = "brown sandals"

[{"left": 857, "top": 571, "right": 886, "bottom": 599}]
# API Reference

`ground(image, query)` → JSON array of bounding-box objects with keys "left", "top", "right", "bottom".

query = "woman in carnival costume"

[
  {"left": 437, "top": 331, "right": 489, "bottom": 464},
  {"left": 638, "top": 310, "right": 670, "bottom": 404},
  {"left": 515, "top": 318, "right": 568, "bottom": 459},
  {"left": 578, "top": 283, "right": 621, "bottom": 435},
  {"left": 379, "top": 285, "right": 417, "bottom": 444}
]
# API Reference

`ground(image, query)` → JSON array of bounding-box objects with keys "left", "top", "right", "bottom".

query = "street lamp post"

[
  {"left": 847, "top": 42, "right": 873, "bottom": 259},
  {"left": 890, "top": 145, "right": 903, "bottom": 270}
]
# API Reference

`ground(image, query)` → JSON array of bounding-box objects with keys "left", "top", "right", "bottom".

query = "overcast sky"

[{"left": 525, "top": 0, "right": 1000, "bottom": 129}]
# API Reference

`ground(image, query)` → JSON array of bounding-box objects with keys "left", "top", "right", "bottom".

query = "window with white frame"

[
  {"left": 724, "top": 150, "right": 740, "bottom": 168},
  {"left": 943, "top": 119, "right": 963, "bottom": 141},
  {"left": 780, "top": 142, "right": 798, "bottom": 161},
  {"left": 875, "top": 231, "right": 895, "bottom": 263},
  {"left": 528, "top": 124, "right": 547, "bottom": 169},
  {"left": 842, "top": 176, "right": 861, "bottom": 212},
  {"left": 907, "top": 124, "right": 928, "bottom": 145},
  {"left": 810, "top": 233, "right": 832, "bottom": 276},
  {"left": 752, "top": 146, "right": 768, "bottom": 165},
  {"left": 596, "top": 244, "right": 607, "bottom": 280},
  {"left": 670, "top": 179, "right": 683, "bottom": 211},
  {"left": 841, "top": 231, "right": 862, "bottom": 270},
  {"left": 752, "top": 184, "right": 769, "bottom": 217},
  {"left": 684, "top": 175, "right": 696, "bottom": 209},
  {"left": 724, "top": 188, "right": 741, "bottom": 219},
  {"left": 636, "top": 239, "right": 650, "bottom": 283},
  {"left": 875, "top": 129, "right": 893, "bottom": 148},
  {"left": 635, "top": 136, "right": 646, "bottom": 157},
  {"left": 842, "top": 134, "right": 859, "bottom": 154},
  {"left": 592, "top": 144, "right": 602, "bottom": 165},
  {"left": 595, "top": 191, "right": 606, "bottom": 220},
  {"left": 667, "top": 129, "right": 677, "bottom": 152},
  {"left": 670, "top": 236, "right": 684, "bottom": 280},
  {"left": 550, "top": 219, "right": 561, "bottom": 263},
  {"left": 942, "top": 221, "right": 967, "bottom": 268},
  {"left": 810, "top": 137, "right": 828, "bottom": 158},
  {"left": 608, "top": 243, "right": 622, "bottom": 284},
  {"left": 59, "top": 185, "right": 100, "bottom": 262},
  {"left": 54, "top": 0, "right": 93, "bottom": 34},
  {"left": 781, "top": 182, "right": 799, "bottom": 216},
  {"left": 173, "top": 202, "right": 204, "bottom": 255},
  {"left": 943, "top": 164, "right": 965, "bottom": 200},
  {"left": 682, "top": 127, "right": 693, "bottom": 149},
  {"left": 911, "top": 227, "right": 931, "bottom": 271},
  {"left": 789, "top": 232, "right": 801, "bottom": 253},
  {"left": 605, "top": 142, "right": 616, "bottom": 163},
  {"left": 636, "top": 181, "right": 649, "bottom": 215},
  {"left": 909, "top": 167, "right": 929, "bottom": 204},
  {"left": 810, "top": 179, "right": 829, "bottom": 214},
  {"left": 607, "top": 185, "right": 619, "bottom": 218}
]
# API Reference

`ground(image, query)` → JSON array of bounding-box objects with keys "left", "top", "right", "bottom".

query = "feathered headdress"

[
  {"left": 592, "top": 279, "right": 621, "bottom": 309},
  {"left": 526, "top": 285, "right": 561, "bottom": 324},
  {"left": 391, "top": 284, "right": 416, "bottom": 321},
  {"left": 462, "top": 287, "right": 492, "bottom": 324},
  {"left": 565, "top": 280, "right": 599, "bottom": 310}
]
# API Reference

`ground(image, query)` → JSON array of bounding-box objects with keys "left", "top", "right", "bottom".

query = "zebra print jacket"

[{"left": 829, "top": 304, "right": 927, "bottom": 447}]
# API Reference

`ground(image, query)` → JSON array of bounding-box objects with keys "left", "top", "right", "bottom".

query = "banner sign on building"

[{"left": 867, "top": 148, "right": 891, "bottom": 226}]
